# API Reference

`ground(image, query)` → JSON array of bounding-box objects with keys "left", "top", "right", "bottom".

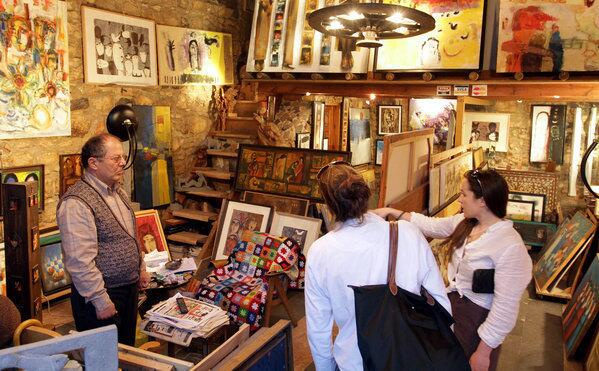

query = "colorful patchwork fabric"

[
  {"left": 289, "top": 253, "right": 306, "bottom": 289},
  {"left": 197, "top": 230, "right": 299, "bottom": 330}
]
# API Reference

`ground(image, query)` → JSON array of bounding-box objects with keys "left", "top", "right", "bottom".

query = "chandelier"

[{"left": 307, "top": 1, "right": 435, "bottom": 48}]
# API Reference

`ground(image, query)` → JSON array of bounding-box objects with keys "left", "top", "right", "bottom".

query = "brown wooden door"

[{"left": 324, "top": 104, "right": 341, "bottom": 151}]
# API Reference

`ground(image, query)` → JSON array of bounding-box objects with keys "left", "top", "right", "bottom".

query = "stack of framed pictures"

[{"left": 507, "top": 192, "right": 546, "bottom": 222}]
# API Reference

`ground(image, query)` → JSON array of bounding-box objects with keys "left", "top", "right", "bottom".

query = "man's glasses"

[
  {"left": 99, "top": 155, "right": 127, "bottom": 164},
  {"left": 469, "top": 169, "right": 484, "bottom": 194},
  {"left": 316, "top": 160, "right": 351, "bottom": 180}
]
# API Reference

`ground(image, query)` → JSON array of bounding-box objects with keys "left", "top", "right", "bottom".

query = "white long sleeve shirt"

[
  {"left": 305, "top": 212, "right": 450, "bottom": 371},
  {"left": 410, "top": 212, "right": 532, "bottom": 348}
]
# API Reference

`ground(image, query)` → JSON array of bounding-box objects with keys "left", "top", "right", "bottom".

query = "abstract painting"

[
  {"left": 376, "top": 0, "right": 485, "bottom": 71},
  {"left": 214, "top": 200, "right": 272, "bottom": 260},
  {"left": 269, "top": 211, "right": 321, "bottom": 255},
  {"left": 235, "top": 144, "right": 351, "bottom": 202},
  {"left": 562, "top": 255, "right": 599, "bottom": 358},
  {"left": 409, "top": 98, "right": 457, "bottom": 150},
  {"left": 243, "top": 191, "right": 309, "bottom": 216},
  {"left": 533, "top": 211, "right": 596, "bottom": 291},
  {"left": 375, "top": 139, "right": 384, "bottom": 165},
  {"left": 497, "top": 0, "right": 599, "bottom": 72},
  {"left": 39, "top": 230, "right": 71, "bottom": 295},
  {"left": 0, "top": 165, "right": 45, "bottom": 217},
  {"left": 439, "top": 152, "right": 473, "bottom": 206},
  {"left": 349, "top": 108, "right": 371, "bottom": 166},
  {"left": 378, "top": 105, "right": 402, "bottom": 135},
  {"left": 530, "top": 105, "right": 566, "bottom": 164},
  {"left": 132, "top": 105, "right": 174, "bottom": 209},
  {"left": 462, "top": 112, "right": 510, "bottom": 152},
  {"left": 82, "top": 6, "right": 157, "bottom": 85},
  {"left": 0, "top": 0, "right": 70, "bottom": 139},
  {"left": 135, "top": 210, "right": 169, "bottom": 257},
  {"left": 156, "top": 25, "right": 233, "bottom": 86},
  {"left": 59, "top": 154, "right": 82, "bottom": 197}
]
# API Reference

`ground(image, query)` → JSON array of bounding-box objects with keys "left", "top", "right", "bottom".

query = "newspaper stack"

[{"left": 141, "top": 293, "right": 229, "bottom": 346}]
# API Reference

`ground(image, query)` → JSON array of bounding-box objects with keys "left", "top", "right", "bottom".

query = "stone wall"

[{"left": 0, "top": 0, "right": 251, "bottom": 232}]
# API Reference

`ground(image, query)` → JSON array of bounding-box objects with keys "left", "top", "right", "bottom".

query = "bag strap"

[{"left": 388, "top": 221, "right": 399, "bottom": 295}]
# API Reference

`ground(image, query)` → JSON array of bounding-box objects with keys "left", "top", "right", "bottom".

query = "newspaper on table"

[{"left": 142, "top": 293, "right": 229, "bottom": 345}]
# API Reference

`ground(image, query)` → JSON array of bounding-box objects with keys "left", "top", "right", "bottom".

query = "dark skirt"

[{"left": 448, "top": 291, "right": 502, "bottom": 371}]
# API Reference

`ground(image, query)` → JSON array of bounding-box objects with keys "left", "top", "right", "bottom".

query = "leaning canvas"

[
  {"left": 156, "top": 25, "right": 233, "bottom": 86},
  {"left": 0, "top": 1, "right": 70, "bottom": 139}
]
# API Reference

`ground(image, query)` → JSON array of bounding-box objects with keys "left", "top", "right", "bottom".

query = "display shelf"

[
  {"left": 166, "top": 231, "right": 208, "bottom": 245},
  {"left": 207, "top": 149, "right": 238, "bottom": 158},
  {"left": 211, "top": 131, "right": 257, "bottom": 140},
  {"left": 163, "top": 218, "right": 187, "bottom": 227},
  {"left": 183, "top": 189, "right": 230, "bottom": 199},
  {"left": 194, "top": 167, "right": 234, "bottom": 180},
  {"left": 172, "top": 209, "right": 218, "bottom": 222}
]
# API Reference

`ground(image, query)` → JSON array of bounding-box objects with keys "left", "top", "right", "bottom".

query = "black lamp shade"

[{"left": 106, "top": 105, "right": 138, "bottom": 141}]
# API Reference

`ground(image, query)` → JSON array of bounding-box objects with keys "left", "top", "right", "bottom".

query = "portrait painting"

[
  {"left": 59, "top": 154, "right": 82, "bottom": 197},
  {"left": 0, "top": 165, "right": 45, "bottom": 217},
  {"left": 39, "top": 231, "right": 72, "bottom": 295},
  {"left": 349, "top": 108, "right": 372, "bottom": 166},
  {"left": 497, "top": 0, "right": 599, "bottom": 73},
  {"left": 135, "top": 210, "right": 170, "bottom": 258},
  {"left": 533, "top": 211, "right": 596, "bottom": 291},
  {"left": 563, "top": 255, "right": 599, "bottom": 358},
  {"left": 462, "top": 112, "right": 510, "bottom": 152},
  {"left": 378, "top": 105, "right": 402, "bottom": 135},
  {"left": 214, "top": 200, "right": 272, "bottom": 261},
  {"left": 269, "top": 212, "right": 321, "bottom": 256},
  {"left": 243, "top": 191, "right": 309, "bottom": 216},
  {"left": 376, "top": 0, "right": 484, "bottom": 71},
  {"left": 530, "top": 105, "right": 566, "bottom": 164},
  {"left": 157, "top": 25, "right": 233, "bottom": 85},
  {"left": 82, "top": 6, "right": 157, "bottom": 85},
  {"left": 408, "top": 98, "right": 456, "bottom": 151},
  {"left": 0, "top": 1, "right": 70, "bottom": 140}
]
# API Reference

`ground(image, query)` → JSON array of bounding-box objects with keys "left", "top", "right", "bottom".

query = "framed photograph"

[
  {"left": 462, "top": 112, "right": 510, "bottom": 152},
  {"left": 378, "top": 105, "right": 402, "bottom": 135},
  {"left": 312, "top": 102, "right": 325, "bottom": 150},
  {"left": 39, "top": 231, "right": 72, "bottom": 296},
  {"left": 296, "top": 133, "right": 311, "bottom": 149},
  {"left": 269, "top": 212, "right": 321, "bottom": 256},
  {"left": 530, "top": 105, "right": 566, "bottom": 164},
  {"left": 135, "top": 210, "right": 169, "bottom": 258},
  {"left": 508, "top": 192, "right": 546, "bottom": 223},
  {"left": 506, "top": 200, "right": 536, "bottom": 221},
  {"left": 512, "top": 220, "right": 557, "bottom": 247},
  {"left": 243, "top": 191, "right": 309, "bottom": 216},
  {"left": 59, "top": 154, "right": 82, "bottom": 197},
  {"left": 349, "top": 107, "right": 372, "bottom": 166},
  {"left": 0, "top": 165, "right": 45, "bottom": 217},
  {"left": 214, "top": 200, "right": 273, "bottom": 261},
  {"left": 81, "top": 6, "right": 157, "bottom": 85},
  {"left": 235, "top": 144, "right": 351, "bottom": 202},
  {"left": 375, "top": 140, "right": 384, "bottom": 166},
  {"left": 498, "top": 169, "right": 558, "bottom": 220}
]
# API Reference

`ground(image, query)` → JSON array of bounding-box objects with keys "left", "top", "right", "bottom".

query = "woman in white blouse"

[
  {"left": 374, "top": 169, "right": 532, "bottom": 371},
  {"left": 306, "top": 161, "right": 450, "bottom": 371}
]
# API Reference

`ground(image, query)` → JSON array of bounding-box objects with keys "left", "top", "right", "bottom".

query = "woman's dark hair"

[
  {"left": 317, "top": 163, "right": 371, "bottom": 223},
  {"left": 81, "top": 133, "right": 118, "bottom": 169},
  {"left": 443, "top": 169, "right": 509, "bottom": 254}
]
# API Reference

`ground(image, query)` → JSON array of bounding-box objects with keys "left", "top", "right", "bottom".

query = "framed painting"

[
  {"left": 296, "top": 133, "right": 311, "bottom": 149},
  {"left": 156, "top": 25, "right": 233, "bottom": 86},
  {"left": 512, "top": 220, "right": 557, "bottom": 247},
  {"left": 462, "top": 112, "right": 510, "bottom": 152},
  {"left": 234, "top": 144, "right": 351, "bottom": 202},
  {"left": 349, "top": 107, "right": 372, "bottom": 166},
  {"left": 497, "top": 0, "right": 599, "bottom": 73},
  {"left": 135, "top": 210, "right": 169, "bottom": 258},
  {"left": 378, "top": 105, "right": 402, "bottom": 135},
  {"left": 375, "top": 140, "right": 384, "bottom": 166},
  {"left": 562, "top": 255, "right": 599, "bottom": 358},
  {"left": 81, "top": 6, "right": 157, "bottom": 85},
  {"left": 214, "top": 200, "right": 273, "bottom": 261},
  {"left": 408, "top": 98, "right": 457, "bottom": 151},
  {"left": 312, "top": 102, "right": 325, "bottom": 150},
  {"left": 506, "top": 200, "right": 536, "bottom": 221},
  {"left": 269, "top": 212, "right": 321, "bottom": 256},
  {"left": 0, "top": 165, "right": 45, "bottom": 217},
  {"left": 439, "top": 152, "right": 473, "bottom": 207},
  {"left": 59, "top": 154, "right": 82, "bottom": 197},
  {"left": 375, "top": 0, "right": 485, "bottom": 71},
  {"left": 497, "top": 169, "right": 558, "bottom": 220},
  {"left": 472, "top": 147, "right": 486, "bottom": 169},
  {"left": 243, "top": 191, "right": 309, "bottom": 216},
  {"left": 509, "top": 192, "right": 546, "bottom": 223},
  {"left": 530, "top": 105, "right": 566, "bottom": 164},
  {"left": 0, "top": 1, "right": 71, "bottom": 140},
  {"left": 39, "top": 230, "right": 72, "bottom": 296}
]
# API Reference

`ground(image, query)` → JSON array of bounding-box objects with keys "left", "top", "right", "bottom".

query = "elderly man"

[{"left": 57, "top": 133, "right": 150, "bottom": 345}]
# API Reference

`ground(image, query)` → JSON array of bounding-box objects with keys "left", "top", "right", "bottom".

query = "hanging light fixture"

[{"left": 308, "top": 0, "right": 435, "bottom": 49}]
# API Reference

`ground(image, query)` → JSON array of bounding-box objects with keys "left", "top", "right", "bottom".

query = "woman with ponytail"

[
  {"left": 374, "top": 169, "right": 532, "bottom": 371},
  {"left": 305, "top": 161, "right": 450, "bottom": 371}
]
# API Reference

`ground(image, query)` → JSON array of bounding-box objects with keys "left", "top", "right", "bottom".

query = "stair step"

[
  {"left": 163, "top": 218, "right": 187, "bottom": 227},
  {"left": 194, "top": 167, "right": 234, "bottom": 180},
  {"left": 183, "top": 189, "right": 230, "bottom": 199},
  {"left": 233, "top": 100, "right": 261, "bottom": 117},
  {"left": 211, "top": 131, "right": 257, "bottom": 140},
  {"left": 167, "top": 231, "right": 208, "bottom": 245},
  {"left": 227, "top": 116, "right": 256, "bottom": 121},
  {"left": 207, "top": 149, "right": 238, "bottom": 158},
  {"left": 172, "top": 209, "right": 218, "bottom": 222}
]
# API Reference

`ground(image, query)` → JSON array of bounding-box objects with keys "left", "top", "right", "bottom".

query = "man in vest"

[{"left": 57, "top": 133, "right": 150, "bottom": 345}]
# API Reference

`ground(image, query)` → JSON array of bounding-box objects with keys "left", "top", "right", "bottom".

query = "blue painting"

[
  {"left": 40, "top": 234, "right": 71, "bottom": 294},
  {"left": 349, "top": 107, "right": 371, "bottom": 166}
]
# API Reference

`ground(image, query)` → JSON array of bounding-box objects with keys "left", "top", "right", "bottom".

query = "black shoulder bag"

[{"left": 350, "top": 221, "right": 471, "bottom": 371}]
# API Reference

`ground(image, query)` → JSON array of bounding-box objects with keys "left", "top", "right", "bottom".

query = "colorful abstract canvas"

[
  {"left": 533, "top": 211, "right": 596, "bottom": 291},
  {"left": 376, "top": 0, "right": 485, "bottom": 71},
  {"left": 132, "top": 105, "right": 174, "bottom": 209},
  {"left": 408, "top": 98, "right": 457, "bottom": 150},
  {"left": 0, "top": 165, "right": 44, "bottom": 216},
  {"left": 562, "top": 255, "right": 599, "bottom": 358},
  {"left": 39, "top": 231, "right": 71, "bottom": 295},
  {"left": 0, "top": 0, "right": 70, "bottom": 139},
  {"left": 235, "top": 144, "right": 351, "bottom": 201},
  {"left": 497, "top": 0, "right": 599, "bottom": 72},
  {"left": 157, "top": 25, "right": 233, "bottom": 86}
]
